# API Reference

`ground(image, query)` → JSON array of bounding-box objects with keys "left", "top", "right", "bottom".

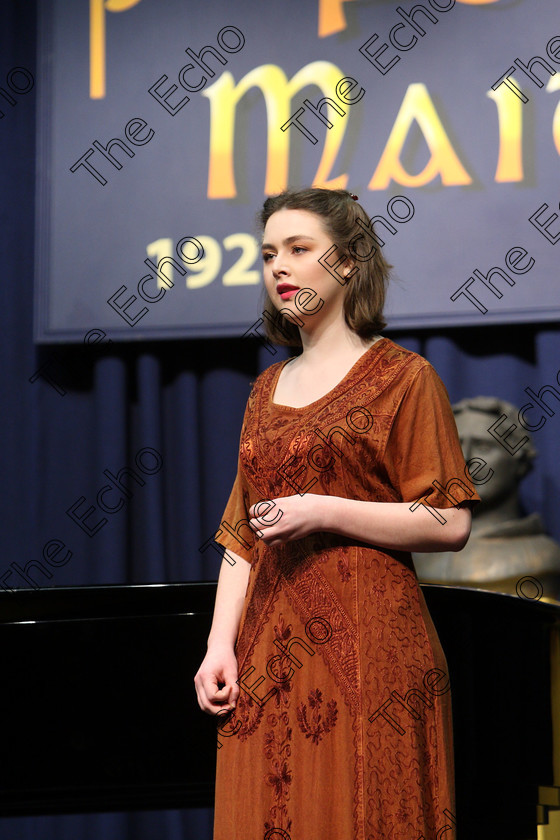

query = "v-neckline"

[{"left": 269, "top": 336, "right": 389, "bottom": 411}]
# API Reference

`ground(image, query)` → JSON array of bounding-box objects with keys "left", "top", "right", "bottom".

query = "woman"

[{"left": 194, "top": 188, "right": 479, "bottom": 840}]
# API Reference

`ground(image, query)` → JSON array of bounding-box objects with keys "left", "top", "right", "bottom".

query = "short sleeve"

[
  {"left": 384, "top": 364, "right": 481, "bottom": 509},
  {"left": 213, "top": 454, "right": 255, "bottom": 564},
  {"left": 211, "top": 369, "right": 270, "bottom": 565}
]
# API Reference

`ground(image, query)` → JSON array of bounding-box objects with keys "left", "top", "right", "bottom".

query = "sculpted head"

[{"left": 452, "top": 396, "right": 537, "bottom": 509}]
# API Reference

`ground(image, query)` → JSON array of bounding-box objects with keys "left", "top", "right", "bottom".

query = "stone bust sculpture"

[{"left": 413, "top": 396, "right": 560, "bottom": 604}]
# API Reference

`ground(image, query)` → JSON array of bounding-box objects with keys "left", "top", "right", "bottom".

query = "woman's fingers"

[{"left": 194, "top": 666, "right": 239, "bottom": 714}]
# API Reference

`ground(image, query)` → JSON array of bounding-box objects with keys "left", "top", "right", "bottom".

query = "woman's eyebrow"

[{"left": 261, "top": 235, "right": 317, "bottom": 250}]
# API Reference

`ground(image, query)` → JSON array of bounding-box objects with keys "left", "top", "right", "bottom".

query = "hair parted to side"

[{"left": 257, "top": 188, "right": 392, "bottom": 347}]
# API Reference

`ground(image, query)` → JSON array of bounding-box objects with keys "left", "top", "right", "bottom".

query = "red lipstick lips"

[{"left": 277, "top": 283, "right": 299, "bottom": 300}]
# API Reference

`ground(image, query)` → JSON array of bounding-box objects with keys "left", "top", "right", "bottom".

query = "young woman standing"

[{"left": 195, "top": 188, "right": 479, "bottom": 840}]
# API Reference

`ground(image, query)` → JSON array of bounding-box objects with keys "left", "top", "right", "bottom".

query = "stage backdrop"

[{"left": 34, "top": 0, "right": 560, "bottom": 342}]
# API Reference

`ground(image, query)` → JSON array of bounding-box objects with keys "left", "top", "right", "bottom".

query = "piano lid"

[{"left": 0, "top": 582, "right": 558, "bottom": 839}]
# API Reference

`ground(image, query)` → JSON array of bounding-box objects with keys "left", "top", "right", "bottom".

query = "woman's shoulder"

[
  {"left": 246, "top": 355, "right": 294, "bottom": 400},
  {"left": 373, "top": 337, "right": 434, "bottom": 383},
  {"left": 374, "top": 340, "right": 455, "bottom": 417}
]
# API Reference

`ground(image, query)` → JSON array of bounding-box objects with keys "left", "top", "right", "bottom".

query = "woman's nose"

[{"left": 272, "top": 256, "right": 288, "bottom": 277}]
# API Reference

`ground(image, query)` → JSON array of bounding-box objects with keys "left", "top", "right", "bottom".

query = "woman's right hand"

[{"left": 194, "top": 642, "right": 240, "bottom": 716}]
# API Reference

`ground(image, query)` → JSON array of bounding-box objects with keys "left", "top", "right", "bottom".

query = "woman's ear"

[{"left": 342, "top": 254, "right": 356, "bottom": 280}]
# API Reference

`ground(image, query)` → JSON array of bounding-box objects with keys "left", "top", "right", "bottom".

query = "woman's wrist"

[
  {"left": 317, "top": 495, "right": 379, "bottom": 540},
  {"left": 316, "top": 494, "right": 341, "bottom": 532},
  {"left": 207, "top": 634, "right": 236, "bottom": 652}
]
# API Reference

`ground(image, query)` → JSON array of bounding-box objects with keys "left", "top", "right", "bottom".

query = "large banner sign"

[{"left": 35, "top": 0, "right": 560, "bottom": 342}]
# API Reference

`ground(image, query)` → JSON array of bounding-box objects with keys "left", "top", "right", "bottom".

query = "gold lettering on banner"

[
  {"left": 202, "top": 62, "right": 349, "bottom": 198},
  {"left": 317, "top": 0, "right": 499, "bottom": 39},
  {"left": 90, "top": 0, "right": 142, "bottom": 99},
  {"left": 146, "top": 238, "right": 173, "bottom": 289},
  {"left": 487, "top": 78, "right": 524, "bottom": 182},
  {"left": 317, "top": 0, "right": 356, "bottom": 38},
  {"left": 368, "top": 82, "right": 473, "bottom": 189},
  {"left": 546, "top": 73, "right": 560, "bottom": 157}
]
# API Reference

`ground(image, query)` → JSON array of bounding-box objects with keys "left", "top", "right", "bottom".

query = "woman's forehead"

[{"left": 263, "top": 208, "right": 327, "bottom": 238}]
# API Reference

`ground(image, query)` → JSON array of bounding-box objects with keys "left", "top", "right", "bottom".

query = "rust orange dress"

[{"left": 212, "top": 337, "right": 479, "bottom": 840}]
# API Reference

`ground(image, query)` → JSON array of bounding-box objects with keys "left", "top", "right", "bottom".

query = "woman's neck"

[{"left": 297, "top": 318, "right": 380, "bottom": 366}]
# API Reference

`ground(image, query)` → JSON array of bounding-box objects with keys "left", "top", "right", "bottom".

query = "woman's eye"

[{"left": 262, "top": 246, "right": 306, "bottom": 261}]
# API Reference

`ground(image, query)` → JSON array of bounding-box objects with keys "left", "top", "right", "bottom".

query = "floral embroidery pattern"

[
  {"left": 263, "top": 713, "right": 293, "bottom": 837},
  {"left": 264, "top": 614, "right": 294, "bottom": 837},
  {"left": 337, "top": 554, "right": 351, "bottom": 582},
  {"left": 233, "top": 690, "right": 265, "bottom": 741},
  {"left": 268, "top": 614, "right": 295, "bottom": 708},
  {"left": 296, "top": 688, "right": 338, "bottom": 744}
]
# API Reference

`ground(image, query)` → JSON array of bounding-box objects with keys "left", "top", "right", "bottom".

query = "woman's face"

[{"left": 261, "top": 209, "right": 352, "bottom": 327}]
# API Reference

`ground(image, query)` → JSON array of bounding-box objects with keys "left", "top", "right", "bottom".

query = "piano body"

[{"left": 0, "top": 582, "right": 558, "bottom": 838}]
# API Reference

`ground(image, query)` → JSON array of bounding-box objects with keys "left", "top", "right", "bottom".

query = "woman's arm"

[
  {"left": 194, "top": 549, "right": 251, "bottom": 714},
  {"left": 249, "top": 494, "right": 472, "bottom": 554},
  {"left": 207, "top": 549, "right": 251, "bottom": 649}
]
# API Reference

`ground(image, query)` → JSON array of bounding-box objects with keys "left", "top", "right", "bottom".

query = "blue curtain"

[{"left": 2, "top": 2, "right": 559, "bottom": 837}]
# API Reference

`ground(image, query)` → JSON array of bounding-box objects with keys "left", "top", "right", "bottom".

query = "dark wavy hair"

[{"left": 257, "top": 188, "right": 392, "bottom": 347}]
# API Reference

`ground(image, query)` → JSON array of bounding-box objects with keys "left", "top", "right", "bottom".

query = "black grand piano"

[{"left": 1, "top": 582, "right": 559, "bottom": 838}]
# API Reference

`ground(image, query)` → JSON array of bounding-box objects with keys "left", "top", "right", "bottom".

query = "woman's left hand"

[{"left": 248, "top": 494, "right": 327, "bottom": 546}]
